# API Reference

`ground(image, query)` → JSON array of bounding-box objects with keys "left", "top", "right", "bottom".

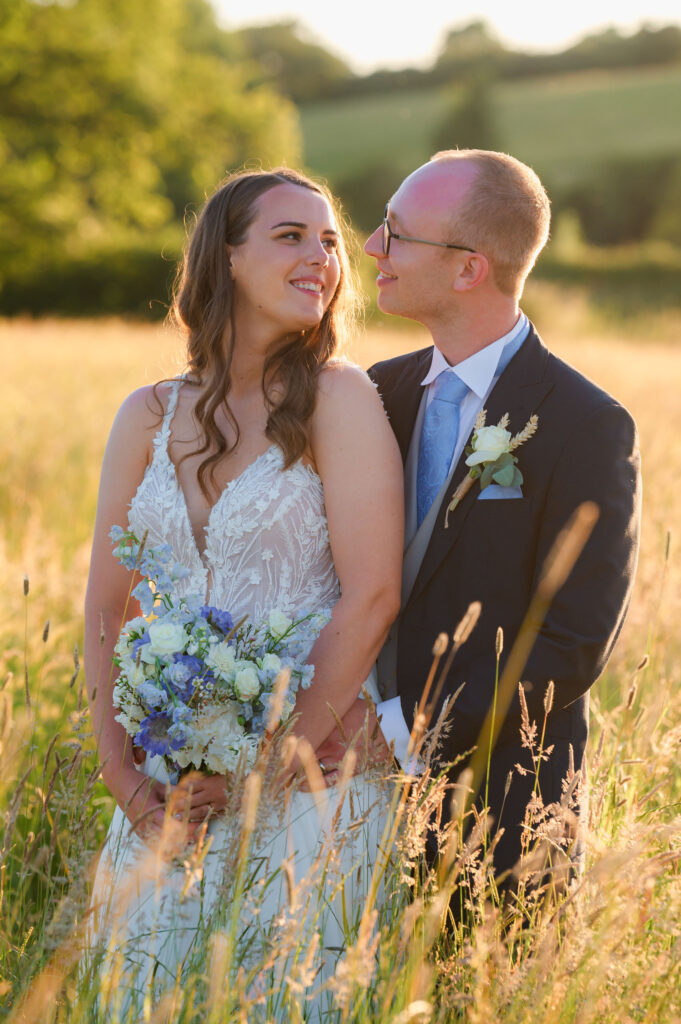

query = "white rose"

[
  {"left": 268, "top": 609, "right": 292, "bottom": 639},
  {"left": 465, "top": 425, "right": 512, "bottom": 467},
  {"left": 261, "top": 653, "right": 282, "bottom": 674},
  {"left": 147, "top": 620, "right": 187, "bottom": 657},
  {"left": 234, "top": 665, "right": 261, "bottom": 701},
  {"left": 207, "top": 641, "right": 237, "bottom": 679}
]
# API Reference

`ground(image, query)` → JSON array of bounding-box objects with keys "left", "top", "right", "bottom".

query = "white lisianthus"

[
  {"left": 189, "top": 701, "right": 244, "bottom": 773},
  {"left": 268, "top": 609, "right": 292, "bottom": 639},
  {"left": 235, "top": 665, "right": 261, "bottom": 700},
  {"left": 147, "top": 620, "right": 187, "bottom": 656},
  {"left": 120, "top": 656, "right": 146, "bottom": 687},
  {"left": 261, "top": 653, "right": 282, "bottom": 674},
  {"left": 207, "top": 641, "right": 237, "bottom": 679},
  {"left": 465, "top": 425, "right": 512, "bottom": 466}
]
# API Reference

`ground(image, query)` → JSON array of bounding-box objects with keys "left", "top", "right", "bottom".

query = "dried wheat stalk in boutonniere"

[{"left": 444, "top": 411, "right": 539, "bottom": 528}]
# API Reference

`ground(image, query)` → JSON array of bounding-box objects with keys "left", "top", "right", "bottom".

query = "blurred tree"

[
  {"left": 650, "top": 161, "right": 681, "bottom": 246},
  {"left": 0, "top": 0, "right": 300, "bottom": 313},
  {"left": 234, "top": 21, "right": 354, "bottom": 103},
  {"left": 335, "top": 162, "right": 404, "bottom": 235},
  {"left": 434, "top": 22, "right": 507, "bottom": 81},
  {"left": 565, "top": 156, "right": 677, "bottom": 245},
  {"left": 431, "top": 76, "right": 501, "bottom": 154}
]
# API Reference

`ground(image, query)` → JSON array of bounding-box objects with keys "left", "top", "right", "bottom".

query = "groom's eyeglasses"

[{"left": 382, "top": 204, "right": 476, "bottom": 257}]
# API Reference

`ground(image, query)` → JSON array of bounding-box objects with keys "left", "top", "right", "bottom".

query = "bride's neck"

[{"left": 224, "top": 321, "right": 294, "bottom": 395}]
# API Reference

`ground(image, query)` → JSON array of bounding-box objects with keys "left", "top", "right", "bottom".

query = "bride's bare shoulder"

[
  {"left": 315, "top": 359, "right": 379, "bottom": 405},
  {"left": 311, "top": 359, "right": 395, "bottom": 455},
  {"left": 112, "top": 380, "right": 179, "bottom": 435}
]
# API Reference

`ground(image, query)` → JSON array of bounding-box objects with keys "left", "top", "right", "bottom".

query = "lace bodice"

[{"left": 128, "top": 380, "right": 341, "bottom": 623}]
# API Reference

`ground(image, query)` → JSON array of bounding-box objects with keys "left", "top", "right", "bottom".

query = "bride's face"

[{"left": 228, "top": 183, "right": 342, "bottom": 336}]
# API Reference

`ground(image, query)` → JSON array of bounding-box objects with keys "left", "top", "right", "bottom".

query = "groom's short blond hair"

[{"left": 430, "top": 149, "right": 551, "bottom": 298}]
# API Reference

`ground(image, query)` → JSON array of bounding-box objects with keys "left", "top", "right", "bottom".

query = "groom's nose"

[{"left": 364, "top": 225, "right": 383, "bottom": 259}]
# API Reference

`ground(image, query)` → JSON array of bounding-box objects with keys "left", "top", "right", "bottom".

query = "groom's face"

[{"left": 364, "top": 161, "right": 478, "bottom": 325}]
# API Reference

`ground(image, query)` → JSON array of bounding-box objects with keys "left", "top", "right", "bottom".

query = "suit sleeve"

[{"left": 509, "top": 399, "right": 641, "bottom": 724}]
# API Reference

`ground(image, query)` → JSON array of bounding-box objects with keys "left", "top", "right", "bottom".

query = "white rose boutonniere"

[{"left": 444, "top": 410, "right": 539, "bottom": 528}]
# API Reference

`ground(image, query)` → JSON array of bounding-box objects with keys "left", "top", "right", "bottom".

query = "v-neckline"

[{"left": 169, "top": 444, "right": 279, "bottom": 565}]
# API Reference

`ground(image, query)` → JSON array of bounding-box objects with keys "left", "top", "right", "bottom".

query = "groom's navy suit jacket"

[{"left": 369, "top": 324, "right": 641, "bottom": 873}]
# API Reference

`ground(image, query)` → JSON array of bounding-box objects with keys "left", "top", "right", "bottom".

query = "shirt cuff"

[{"left": 376, "top": 697, "right": 423, "bottom": 774}]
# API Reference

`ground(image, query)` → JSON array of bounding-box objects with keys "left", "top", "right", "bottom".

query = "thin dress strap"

[{"left": 154, "top": 379, "right": 183, "bottom": 455}]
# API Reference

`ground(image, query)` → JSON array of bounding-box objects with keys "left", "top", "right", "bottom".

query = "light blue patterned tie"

[{"left": 416, "top": 372, "right": 470, "bottom": 527}]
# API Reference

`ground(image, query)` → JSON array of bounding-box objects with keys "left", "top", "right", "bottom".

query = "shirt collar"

[{"left": 420, "top": 312, "right": 530, "bottom": 399}]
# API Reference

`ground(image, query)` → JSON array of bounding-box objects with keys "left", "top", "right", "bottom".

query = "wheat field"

[{"left": 1, "top": 288, "right": 680, "bottom": 1021}]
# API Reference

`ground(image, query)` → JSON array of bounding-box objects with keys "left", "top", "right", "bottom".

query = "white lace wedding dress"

[{"left": 88, "top": 381, "right": 390, "bottom": 1020}]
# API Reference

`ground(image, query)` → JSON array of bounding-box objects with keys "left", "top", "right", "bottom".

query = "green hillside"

[{"left": 301, "top": 65, "right": 681, "bottom": 189}]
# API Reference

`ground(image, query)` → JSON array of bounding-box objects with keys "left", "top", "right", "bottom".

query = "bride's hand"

[
  {"left": 110, "top": 766, "right": 168, "bottom": 841},
  {"left": 170, "top": 771, "right": 228, "bottom": 826}
]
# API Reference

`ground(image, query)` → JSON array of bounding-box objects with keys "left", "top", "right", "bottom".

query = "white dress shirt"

[{"left": 377, "top": 312, "right": 530, "bottom": 770}]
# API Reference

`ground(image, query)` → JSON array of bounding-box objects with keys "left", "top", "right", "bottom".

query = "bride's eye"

[
  {"left": 322, "top": 236, "right": 339, "bottom": 250},
  {"left": 277, "top": 231, "right": 302, "bottom": 242}
]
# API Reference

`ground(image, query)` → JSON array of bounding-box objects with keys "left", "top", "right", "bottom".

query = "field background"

[{"left": 301, "top": 65, "right": 681, "bottom": 186}]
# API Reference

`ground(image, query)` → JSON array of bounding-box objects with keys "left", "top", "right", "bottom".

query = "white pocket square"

[{"left": 478, "top": 484, "right": 523, "bottom": 500}]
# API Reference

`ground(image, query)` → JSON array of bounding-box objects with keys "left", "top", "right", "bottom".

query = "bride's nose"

[{"left": 305, "top": 238, "right": 329, "bottom": 266}]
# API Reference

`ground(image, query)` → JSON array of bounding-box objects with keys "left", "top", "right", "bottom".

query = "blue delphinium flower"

[
  {"left": 201, "top": 605, "right": 234, "bottom": 635},
  {"left": 132, "top": 579, "right": 156, "bottom": 616},
  {"left": 132, "top": 632, "right": 151, "bottom": 657},
  {"left": 163, "top": 654, "right": 202, "bottom": 701},
  {"left": 136, "top": 681, "right": 166, "bottom": 708}
]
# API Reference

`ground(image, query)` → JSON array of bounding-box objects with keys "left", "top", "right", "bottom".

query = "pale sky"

[{"left": 213, "top": 0, "right": 681, "bottom": 72}]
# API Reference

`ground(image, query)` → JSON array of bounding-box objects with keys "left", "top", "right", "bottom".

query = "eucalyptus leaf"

[
  {"left": 492, "top": 463, "right": 516, "bottom": 486},
  {"left": 480, "top": 463, "right": 496, "bottom": 488}
]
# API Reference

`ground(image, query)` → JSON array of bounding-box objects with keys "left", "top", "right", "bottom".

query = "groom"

[{"left": 318, "top": 149, "right": 641, "bottom": 876}]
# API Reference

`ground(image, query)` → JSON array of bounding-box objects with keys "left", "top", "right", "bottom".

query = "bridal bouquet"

[{"left": 110, "top": 527, "right": 329, "bottom": 778}]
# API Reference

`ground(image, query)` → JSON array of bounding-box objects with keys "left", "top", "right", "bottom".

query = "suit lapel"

[
  {"left": 407, "top": 327, "right": 553, "bottom": 607},
  {"left": 380, "top": 349, "right": 433, "bottom": 464}
]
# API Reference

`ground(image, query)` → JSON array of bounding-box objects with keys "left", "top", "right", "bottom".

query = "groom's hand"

[{"left": 316, "top": 697, "right": 392, "bottom": 777}]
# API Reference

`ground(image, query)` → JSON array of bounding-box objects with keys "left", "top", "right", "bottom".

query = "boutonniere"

[{"left": 444, "top": 411, "right": 539, "bottom": 528}]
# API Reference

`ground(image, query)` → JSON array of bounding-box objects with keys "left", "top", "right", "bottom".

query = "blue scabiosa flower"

[{"left": 135, "top": 712, "right": 184, "bottom": 757}]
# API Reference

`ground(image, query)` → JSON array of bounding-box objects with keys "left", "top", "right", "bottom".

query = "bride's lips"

[{"left": 290, "top": 276, "right": 325, "bottom": 296}]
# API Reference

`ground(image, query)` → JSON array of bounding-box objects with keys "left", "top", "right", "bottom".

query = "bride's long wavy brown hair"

[{"left": 169, "top": 168, "right": 360, "bottom": 501}]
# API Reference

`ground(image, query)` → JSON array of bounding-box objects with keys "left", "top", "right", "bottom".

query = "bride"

[{"left": 83, "top": 168, "right": 404, "bottom": 1017}]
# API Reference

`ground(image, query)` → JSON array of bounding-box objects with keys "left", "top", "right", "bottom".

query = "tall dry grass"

[{"left": 1, "top": 287, "right": 680, "bottom": 1021}]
